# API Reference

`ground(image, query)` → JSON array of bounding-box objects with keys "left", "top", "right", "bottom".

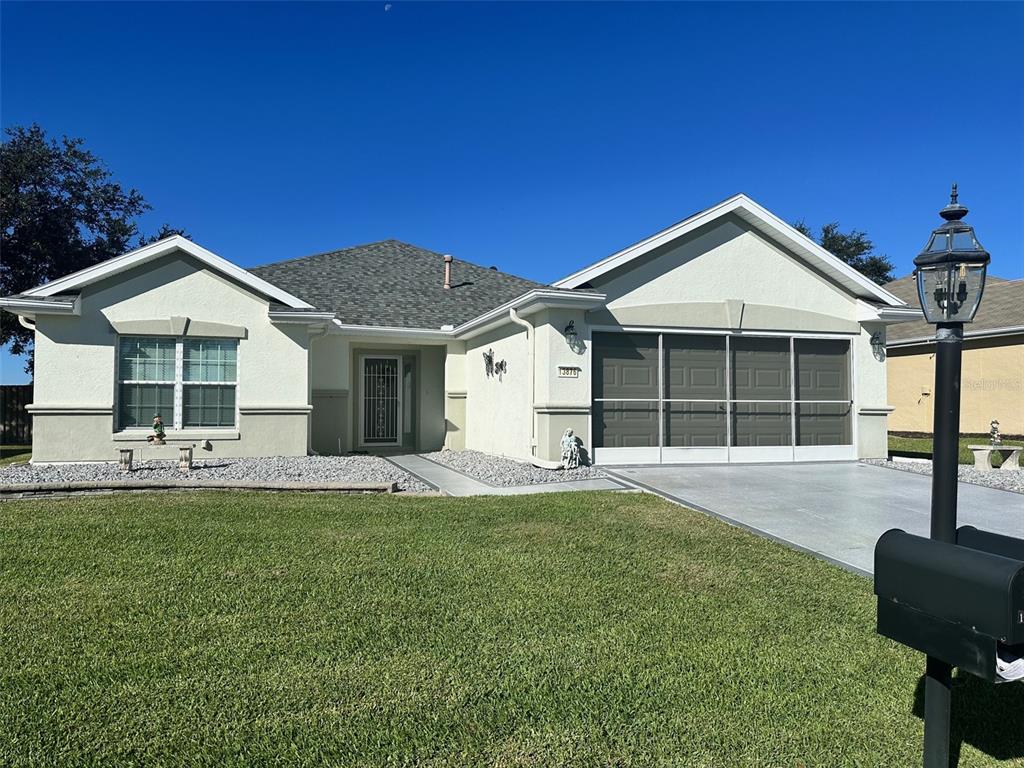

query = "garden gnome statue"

[
  {"left": 990, "top": 419, "right": 1002, "bottom": 446},
  {"left": 560, "top": 427, "right": 581, "bottom": 469},
  {"left": 147, "top": 413, "right": 166, "bottom": 445}
]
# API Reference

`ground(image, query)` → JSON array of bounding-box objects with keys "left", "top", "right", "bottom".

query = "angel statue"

[{"left": 560, "top": 427, "right": 581, "bottom": 469}]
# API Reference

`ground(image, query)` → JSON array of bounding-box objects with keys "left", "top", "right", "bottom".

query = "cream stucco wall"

[
  {"left": 887, "top": 336, "right": 1024, "bottom": 435},
  {"left": 465, "top": 323, "right": 532, "bottom": 460},
  {"left": 30, "top": 255, "right": 312, "bottom": 462},
  {"left": 595, "top": 215, "right": 859, "bottom": 324},
  {"left": 532, "top": 308, "right": 592, "bottom": 462},
  {"left": 854, "top": 324, "right": 890, "bottom": 458},
  {"left": 310, "top": 334, "right": 350, "bottom": 454},
  {"left": 443, "top": 341, "right": 467, "bottom": 450}
]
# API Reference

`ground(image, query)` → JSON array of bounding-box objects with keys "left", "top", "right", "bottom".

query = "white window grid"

[{"left": 116, "top": 336, "right": 238, "bottom": 431}]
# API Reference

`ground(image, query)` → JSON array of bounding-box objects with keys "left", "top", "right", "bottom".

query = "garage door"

[{"left": 592, "top": 332, "right": 853, "bottom": 464}]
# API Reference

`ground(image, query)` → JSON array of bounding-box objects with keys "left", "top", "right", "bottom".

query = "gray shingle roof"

[
  {"left": 250, "top": 240, "right": 547, "bottom": 328},
  {"left": 884, "top": 274, "right": 1023, "bottom": 343}
]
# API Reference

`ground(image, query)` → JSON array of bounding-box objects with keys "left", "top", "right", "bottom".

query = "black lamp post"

[{"left": 913, "top": 184, "right": 989, "bottom": 768}]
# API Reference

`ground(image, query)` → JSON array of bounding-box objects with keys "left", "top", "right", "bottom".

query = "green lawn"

[
  {"left": 0, "top": 445, "right": 31, "bottom": 466},
  {"left": 887, "top": 434, "right": 999, "bottom": 465},
  {"left": 1, "top": 492, "right": 1020, "bottom": 767}
]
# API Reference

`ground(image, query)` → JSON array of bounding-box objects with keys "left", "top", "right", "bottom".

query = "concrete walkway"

[
  {"left": 388, "top": 454, "right": 627, "bottom": 497},
  {"left": 604, "top": 462, "right": 1024, "bottom": 576}
]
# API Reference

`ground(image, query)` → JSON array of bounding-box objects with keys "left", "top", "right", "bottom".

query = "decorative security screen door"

[{"left": 361, "top": 356, "right": 402, "bottom": 446}]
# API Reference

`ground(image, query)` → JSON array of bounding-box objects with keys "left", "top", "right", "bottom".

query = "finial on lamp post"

[{"left": 940, "top": 183, "right": 968, "bottom": 222}]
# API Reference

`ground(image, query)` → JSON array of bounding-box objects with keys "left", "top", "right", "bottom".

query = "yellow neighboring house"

[{"left": 884, "top": 275, "right": 1024, "bottom": 436}]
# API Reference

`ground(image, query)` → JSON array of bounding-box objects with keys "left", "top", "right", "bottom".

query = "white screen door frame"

[{"left": 359, "top": 355, "right": 403, "bottom": 447}]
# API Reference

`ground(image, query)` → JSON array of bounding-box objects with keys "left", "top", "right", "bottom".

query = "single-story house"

[
  {"left": 1, "top": 194, "right": 919, "bottom": 465},
  {"left": 884, "top": 275, "right": 1023, "bottom": 436}
]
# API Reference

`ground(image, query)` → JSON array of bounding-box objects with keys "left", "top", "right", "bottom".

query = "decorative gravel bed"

[
  {"left": 422, "top": 449, "right": 606, "bottom": 487},
  {"left": 862, "top": 459, "right": 1024, "bottom": 495},
  {"left": 0, "top": 455, "right": 430, "bottom": 493}
]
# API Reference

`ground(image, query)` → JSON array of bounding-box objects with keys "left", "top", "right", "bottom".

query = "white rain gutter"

[
  {"left": 268, "top": 309, "right": 337, "bottom": 324},
  {"left": 508, "top": 307, "right": 537, "bottom": 457},
  {"left": 0, "top": 295, "right": 81, "bottom": 315}
]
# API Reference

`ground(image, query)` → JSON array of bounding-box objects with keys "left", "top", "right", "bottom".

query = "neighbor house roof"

[
  {"left": 249, "top": 239, "right": 549, "bottom": 328},
  {"left": 883, "top": 275, "right": 1024, "bottom": 346},
  {"left": 553, "top": 193, "right": 909, "bottom": 307}
]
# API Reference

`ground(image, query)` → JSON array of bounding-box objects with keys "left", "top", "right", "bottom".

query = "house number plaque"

[{"left": 557, "top": 366, "right": 581, "bottom": 378}]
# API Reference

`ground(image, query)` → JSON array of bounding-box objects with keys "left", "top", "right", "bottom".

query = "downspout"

[
  {"left": 508, "top": 307, "right": 536, "bottom": 457},
  {"left": 18, "top": 315, "right": 35, "bottom": 331}
]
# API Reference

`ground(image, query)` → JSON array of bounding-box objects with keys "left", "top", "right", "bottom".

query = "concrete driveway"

[{"left": 604, "top": 462, "right": 1024, "bottom": 576}]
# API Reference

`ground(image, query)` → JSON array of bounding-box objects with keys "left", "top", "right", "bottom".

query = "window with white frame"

[{"left": 117, "top": 336, "right": 238, "bottom": 430}]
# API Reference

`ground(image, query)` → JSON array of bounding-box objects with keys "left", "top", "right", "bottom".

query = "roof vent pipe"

[{"left": 443, "top": 254, "right": 453, "bottom": 290}]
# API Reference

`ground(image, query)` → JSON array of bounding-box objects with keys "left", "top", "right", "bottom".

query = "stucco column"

[
  {"left": 533, "top": 308, "right": 591, "bottom": 463},
  {"left": 443, "top": 341, "right": 467, "bottom": 450}
]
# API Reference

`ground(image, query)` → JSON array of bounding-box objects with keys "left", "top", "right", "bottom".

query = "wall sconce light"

[
  {"left": 564, "top": 320, "right": 578, "bottom": 344},
  {"left": 870, "top": 331, "right": 886, "bottom": 361}
]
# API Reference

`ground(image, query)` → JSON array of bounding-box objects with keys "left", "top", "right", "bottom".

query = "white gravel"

[
  {"left": 0, "top": 455, "right": 430, "bottom": 493},
  {"left": 862, "top": 459, "right": 1024, "bottom": 495},
  {"left": 422, "top": 449, "right": 606, "bottom": 487}
]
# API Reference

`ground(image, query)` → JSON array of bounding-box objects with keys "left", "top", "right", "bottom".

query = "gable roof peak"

[
  {"left": 18, "top": 235, "right": 313, "bottom": 309},
  {"left": 553, "top": 193, "right": 907, "bottom": 307}
]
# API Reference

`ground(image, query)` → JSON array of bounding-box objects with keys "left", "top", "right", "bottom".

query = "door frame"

[{"left": 357, "top": 354, "right": 403, "bottom": 448}]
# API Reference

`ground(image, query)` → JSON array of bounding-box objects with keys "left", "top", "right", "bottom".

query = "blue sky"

[{"left": 2, "top": 1, "right": 1022, "bottom": 383}]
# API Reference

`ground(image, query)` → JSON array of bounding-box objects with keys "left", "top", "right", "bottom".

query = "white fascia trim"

[
  {"left": 553, "top": 193, "right": 907, "bottom": 308},
  {"left": 0, "top": 296, "right": 81, "bottom": 315},
  {"left": 887, "top": 325, "right": 1024, "bottom": 349},
  {"left": 21, "top": 235, "right": 314, "bottom": 309}
]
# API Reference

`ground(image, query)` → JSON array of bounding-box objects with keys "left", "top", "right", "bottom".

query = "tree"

[
  {"left": 1, "top": 124, "right": 186, "bottom": 373},
  {"left": 138, "top": 223, "right": 193, "bottom": 246},
  {"left": 793, "top": 219, "right": 895, "bottom": 285}
]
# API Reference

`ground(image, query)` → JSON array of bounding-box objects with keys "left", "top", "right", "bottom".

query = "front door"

[{"left": 360, "top": 356, "right": 402, "bottom": 446}]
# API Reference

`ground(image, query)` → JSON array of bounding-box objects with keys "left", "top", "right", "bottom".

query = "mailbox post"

[
  {"left": 912, "top": 185, "right": 990, "bottom": 768},
  {"left": 874, "top": 187, "right": 1019, "bottom": 765}
]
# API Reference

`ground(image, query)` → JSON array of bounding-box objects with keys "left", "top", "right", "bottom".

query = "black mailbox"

[
  {"left": 957, "top": 525, "right": 1024, "bottom": 562},
  {"left": 874, "top": 528, "right": 1024, "bottom": 682}
]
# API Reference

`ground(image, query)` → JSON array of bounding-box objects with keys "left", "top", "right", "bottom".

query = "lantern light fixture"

[
  {"left": 912, "top": 184, "right": 990, "bottom": 324},
  {"left": 563, "top": 320, "right": 578, "bottom": 344}
]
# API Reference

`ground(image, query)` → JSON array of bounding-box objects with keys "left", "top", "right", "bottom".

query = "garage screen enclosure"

[{"left": 592, "top": 331, "right": 854, "bottom": 464}]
